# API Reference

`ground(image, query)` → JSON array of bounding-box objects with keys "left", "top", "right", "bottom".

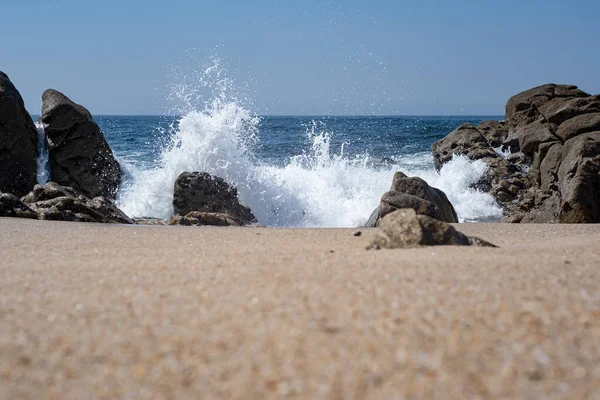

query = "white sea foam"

[
  {"left": 35, "top": 122, "right": 50, "bottom": 184},
  {"left": 117, "top": 62, "right": 503, "bottom": 226}
]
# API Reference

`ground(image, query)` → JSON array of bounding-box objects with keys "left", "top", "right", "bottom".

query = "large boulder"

[
  {"left": 367, "top": 209, "right": 496, "bottom": 249},
  {"left": 0, "top": 72, "right": 38, "bottom": 196},
  {"left": 364, "top": 171, "right": 458, "bottom": 227},
  {"left": 173, "top": 172, "right": 257, "bottom": 225},
  {"left": 41, "top": 90, "right": 121, "bottom": 199}
]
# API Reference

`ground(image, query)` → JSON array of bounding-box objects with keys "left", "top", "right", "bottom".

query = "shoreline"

[{"left": 1, "top": 218, "right": 599, "bottom": 398}]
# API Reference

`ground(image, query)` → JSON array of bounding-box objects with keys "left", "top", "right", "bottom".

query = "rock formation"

[
  {"left": 173, "top": 172, "right": 257, "bottom": 226},
  {"left": 432, "top": 84, "right": 600, "bottom": 223},
  {"left": 368, "top": 209, "right": 496, "bottom": 249},
  {"left": 166, "top": 211, "right": 247, "bottom": 226},
  {"left": 364, "top": 171, "right": 458, "bottom": 227},
  {"left": 0, "top": 182, "right": 133, "bottom": 224},
  {"left": 0, "top": 72, "right": 38, "bottom": 196},
  {"left": 41, "top": 90, "right": 122, "bottom": 199}
]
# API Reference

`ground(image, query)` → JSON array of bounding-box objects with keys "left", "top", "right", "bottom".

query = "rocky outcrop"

[
  {"left": 0, "top": 72, "right": 38, "bottom": 197},
  {"left": 364, "top": 171, "right": 458, "bottom": 227},
  {"left": 173, "top": 172, "right": 257, "bottom": 225},
  {"left": 367, "top": 209, "right": 496, "bottom": 249},
  {"left": 432, "top": 84, "right": 600, "bottom": 223},
  {"left": 1, "top": 182, "right": 133, "bottom": 224},
  {"left": 41, "top": 90, "right": 121, "bottom": 199}
]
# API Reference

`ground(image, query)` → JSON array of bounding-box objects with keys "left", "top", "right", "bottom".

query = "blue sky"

[{"left": 3, "top": 0, "right": 599, "bottom": 115}]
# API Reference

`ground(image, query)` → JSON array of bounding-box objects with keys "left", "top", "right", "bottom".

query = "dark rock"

[
  {"left": 166, "top": 211, "right": 244, "bottom": 226},
  {"left": 21, "top": 181, "right": 81, "bottom": 203},
  {"left": 0, "top": 71, "right": 38, "bottom": 196},
  {"left": 431, "top": 124, "right": 498, "bottom": 171},
  {"left": 367, "top": 209, "right": 496, "bottom": 249},
  {"left": 41, "top": 89, "right": 121, "bottom": 199},
  {"left": 363, "top": 205, "right": 380, "bottom": 228},
  {"left": 173, "top": 172, "right": 257, "bottom": 225},
  {"left": 0, "top": 192, "right": 38, "bottom": 219},
  {"left": 364, "top": 171, "right": 458, "bottom": 227},
  {"left": 386, "top": 172, "right": 458, "bottom": 222},
  {"left": 18, "top": 182, "right": 133, "bottom": 224},
  {"left": 133, "top": 217, "right": 166, "bottom": 225}
]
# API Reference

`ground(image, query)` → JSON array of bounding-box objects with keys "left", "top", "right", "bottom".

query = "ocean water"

[
  {"left": 34, "top": 62, "right": 505, "bottom": 227},
  {"left": 84, "top": 112, "right": 503, "bottom": 227}
]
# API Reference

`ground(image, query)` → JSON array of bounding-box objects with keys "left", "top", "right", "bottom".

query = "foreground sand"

[{"left": 1, "top": 218, "right": 599, "bottom": 399}]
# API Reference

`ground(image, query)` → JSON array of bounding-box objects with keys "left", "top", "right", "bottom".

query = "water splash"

[
  {"left": 35, "top": 122, "right": 50, "bottom": 184},
  {"left": 117, "top": 61, "right": 502, "bottom": 226}
]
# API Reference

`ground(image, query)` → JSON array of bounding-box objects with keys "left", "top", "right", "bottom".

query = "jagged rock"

[
  {"left": 519, "top": 193, "right": 561, "bottom": 223},
  {"left": 173, "top": 172, "right": 257, "bottom": 225},
  {"left": 431, "top": 124, "right": 499, "bottom": 171},
  {"left": 41, "top": 90, "right": 121, "bottom": 199},
  {"left": 538, "top": 95, "right": 600, "bottom": 126},
  {"left": 538, "top": 143, "right": 563, "bottom": 191},
  {"left": 367, "top": 209, "right": 496, "bottom": 249},
  {"left": 558, "top": 132, "right": 600, "bottom": 223},
  {"left": 364, "top": 171, "right": 458, "bottom": 227},
  {"left": 505, "top": 84, "right": 588, "bottom": 126},
  {"left": 0, "top": 72, "right": 38, "bottom": 197},
  {"left": 477, "top": 120, "right": 508, "bottom": 148},
  {"left": 21, "top": 181, "right": 81, "bottom": 203},
  {"left": 556, "top": 113, "right": 600, "bottom": 142},
  {"left": 166, "top": 211, "right": 244, "bottom": 226},
  {"left": 16, "top": 182, "right": 133, "bottom": 224},
  {"left": 133, "top": 217, "right": 166, "bottom": 225},
  {"left": 0, "top": 192, "right": 38, "bottom": 219},
  {"left": 517, "top": 118, "right": 560, "bottom": 157},
  {"left": 433, "top": 83, "right": 600, "bottom": 223}
]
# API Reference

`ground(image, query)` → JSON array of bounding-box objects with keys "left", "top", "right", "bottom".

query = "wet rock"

[
  {"left": 173, "top": 172, "right": 257, "bottom": 225},
  {"left": 18, "top": 182, "right": 133, "bottom": 224},
  {"left": 0, "top": 192, "right": 38, "bottom": 219},
  {"left": 0, "top": 71, "right": 38, "bottom": 197},
  {"left": 166, "top": 211, "right": 244, "bottom": 226},
  {"left": 41, "top": 89, "right": 122, "bottom": 199},
  {"left": 367, "top": 209, "right": 496, "bottom": 249},
  {"left": 21, "top": 181, "right": 81, "bottom": 203}
]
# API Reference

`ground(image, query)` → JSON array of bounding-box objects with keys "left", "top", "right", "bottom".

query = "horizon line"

[{"left": 29, "top": 113, "right": 506, "bottom": 118}]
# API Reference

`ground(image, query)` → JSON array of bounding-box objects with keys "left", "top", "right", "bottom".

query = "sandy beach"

[{"left": 1, "top": 218, "right": 599, "bottom": 399}]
